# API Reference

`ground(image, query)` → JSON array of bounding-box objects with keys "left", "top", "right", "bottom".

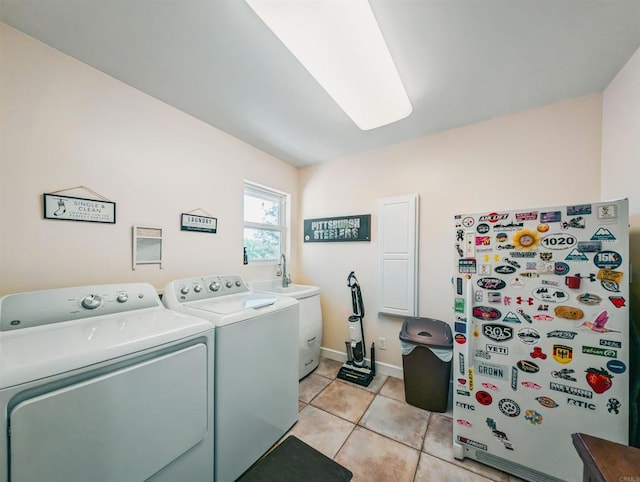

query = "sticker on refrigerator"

[
  {"left": 455, "top": 401, "right": 476, "bottom": 411},
  {"left": 593, "top": 251, "right": 622, "bottom": 269},
  {"left": 576, "top": 240, "right": 601, "bottom": 252},
  {"left": 498, "top": 399, "right": 521, "bottom": 417},
  {"left": 537, "top": 223, "right": 550, "bottom": 233},
  {"left": 496, "top": 232, "right": 508, "bottom": 242},
  {"left": 553, "top": 306, "right": 584, "bottom": 320},
  {"left": 473, "top": 306, "right": 502, "bottom": 320},
  {"left": 475, "top": 391, "right": 493, "bottom": 405},
  {"left": 512, "top": 229, "right": 540, "bottom": 251},
  {"left": 477, "top": 278, "right": 506, "bottom": 290},
  {"left": 458, "top": 258, "right": 477, "bottom": 273},
  {"left": 576, "top": 293, "right": 602, "bottom": 305},
  {"left": 552, "top": 345, "right": 573, "bottom": 364},
  {"left": 596, "top": 269, "right": 624, "bottom": 283},
  {"left": 541, "top": 233, "right": 576, "bottom": 250},
  {"left": 547, "top": 330, "right": 577, "bottom": 340},
  {"left": 455, "top": 334, "right": 467, "bottom": 344},
  {"left": 495, "top": 221, "right": 523, "bottom": 231},
  {"left": 462, "top": 217, "right": 475, "bottom": 227},
  {"left": 511, "top": 367, "right": 518, "bottom": 391},
  {"left": 564, "top": 249, "right": 589, "bottom": 262},
  {"left": 481, "top": 382, "right": 500, "bottom": 391},
  {"left": 456, "top": 435, "right": 487, "bottom": 451},
  {"left": 582, "top": 345, "right": 617, "bottom": 359},
  {"left": 521, "top": 381, "right": 542, "bottom": 390},
  {"left": 457, "top": 419, "right": 473, "bottom": 427},
  {"left": 550, "top": 382, "right": 593, "bottom": 399},
  {"left": 607, "top": 398, "right": 621, "bottom": 414},
  {"left": 516, "top": 360, "right": 539, "bottom": 373},
  {"left": 609, "top": 296, "right": 626, "bottom": 308},
  {"left": 567, "top": 398, "right": 596, "bottom": 411},
  {"left": 487, "top": 344, "right": 508, "bottom": 355},
  {"left": 552, "top": 368, "right": 576, "bottom": 382},
  {"left": 540, "top": 211, "right": 561, "bottom": 223},
  {"left": 475, "top": 349, "right": 491, "bottom": 360},
  {"left": 590, "top": 228, "right": 616, "bottom": 241},
  {"left": 480, "top": 213, "right": 509, "bottom": 223},
  {"left": 561, "top": 217, "right": 586, "bottom": 230},
  {"left": 502, "top": 311, "right": 521, "bottom": 323},
  {"left": 597, "top": 204, "right": 617, "bottom": 222},
  {"left": 476, "top": 362, "right": 509, "bottom": 380},
  {"left": 530, "top": 347, "right": 547, "bottom": 360},
  {"left": 601, "top": 280, "right": 620, "bottom": 292},
  {"left": 524, "top": 410, "right": 544, "bottom": 425},
  {"left": 482, "top": 324, "right": 513, "bottom": 342},
  {"left": 600, "top": 339, "right": 622, "bottom": 349},
  {"left": 518, "top": 328, "right": 540, "bottom": 345},
  {"left": 536, "top": 396, "right": 559, "bottom": 408},
  {"left": 454, "top": 297, "right": 465, "bottom": 313},
  {"left": 532, "top": 287, "right": 568, "bottom": 303},
  {"left": 554, "top": 262, "right": 570, "bottom": 275},
  {"left": 477, "top": 223, "right": 490, "bottom": 234},
  {"left": 606, "top": 360, "right": 626, "bottom": 374},
  {"left": 577, "top": 311, "right": 620, "bottom": 334},
  {"left": 515, "top": 211, "right": 538, "bottom": 221},
  {"left": 567, "top": 204, "right": 592, "bottom": 216}
]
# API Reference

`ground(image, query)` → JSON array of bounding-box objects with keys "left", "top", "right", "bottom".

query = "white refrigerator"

[{"left": 452, "top": 199, "right": 629, "bottom": 481}]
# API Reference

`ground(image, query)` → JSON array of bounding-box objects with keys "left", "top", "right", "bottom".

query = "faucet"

[{"left": 278, "top": 253, "right": 292, "bottom": 288}]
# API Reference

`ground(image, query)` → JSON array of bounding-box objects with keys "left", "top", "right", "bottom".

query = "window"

[{"left": 243, "top": 182, "right": 288, "bottom": 262}]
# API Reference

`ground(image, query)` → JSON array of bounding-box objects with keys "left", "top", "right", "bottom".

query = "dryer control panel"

[{"left": 166, "top": 275, "right": 249, "bottom": 304}]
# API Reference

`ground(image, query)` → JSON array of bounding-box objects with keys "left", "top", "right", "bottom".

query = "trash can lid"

[{"left": 399, "top": 317, "right": 453, "bottom": 348}]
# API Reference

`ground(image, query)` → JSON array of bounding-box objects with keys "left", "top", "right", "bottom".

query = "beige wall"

[
  {"left": 0, "top": 24, "right": 299, "bottom": 294},
  {"left": 299, "top": 94, "right": 603, "bottom": 368},
  {"left": 602, "top": 45, "right": 640, "bottom": 331}
]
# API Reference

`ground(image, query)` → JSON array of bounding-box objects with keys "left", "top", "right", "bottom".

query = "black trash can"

[{"left": 399, "top": 317, "right": 453, "bottom": 412}]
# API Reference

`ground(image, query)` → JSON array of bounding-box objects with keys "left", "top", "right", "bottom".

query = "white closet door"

[{"left": 377, "top": 194, "right": 419, "bottom": 317}]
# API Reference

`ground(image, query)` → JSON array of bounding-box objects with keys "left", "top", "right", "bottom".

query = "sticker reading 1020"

[{"left": 540, "top": 233, "right": 576, "bottom": 250}]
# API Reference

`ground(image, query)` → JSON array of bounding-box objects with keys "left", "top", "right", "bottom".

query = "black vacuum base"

[{"left": 337, "top": 363, "right": 374, "bottom": 387}]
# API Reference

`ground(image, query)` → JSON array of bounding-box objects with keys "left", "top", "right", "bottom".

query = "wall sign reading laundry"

[{"left": 303, "top": 214, "right": 370, "bottom": 242}]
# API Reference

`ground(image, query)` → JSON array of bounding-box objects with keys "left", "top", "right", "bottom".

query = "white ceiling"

[{"left": 2, "top": 1, "right": 640, "bottom": 168}]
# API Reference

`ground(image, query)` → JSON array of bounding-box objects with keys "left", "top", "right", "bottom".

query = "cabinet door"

[{"left": 377, "top": 193, "right": 419, "bottom": 317}]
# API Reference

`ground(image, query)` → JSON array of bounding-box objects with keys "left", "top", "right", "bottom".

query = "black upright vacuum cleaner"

[{"left": 337, "top": 271, "right": 375, "bottom": 387}]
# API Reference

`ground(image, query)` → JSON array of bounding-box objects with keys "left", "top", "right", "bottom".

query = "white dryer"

[
  {"left": 163, "top": 275, "right": 299, "bottom": 482},
  {"left": 0, "top": 283, "right": 215, "bottom": 482}
]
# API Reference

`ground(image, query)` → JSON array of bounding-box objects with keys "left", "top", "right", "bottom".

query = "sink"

[{"left": 250, "top": 279, "right": 320, "bottom": 300}]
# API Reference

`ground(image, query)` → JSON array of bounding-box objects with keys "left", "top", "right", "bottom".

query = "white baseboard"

[{"left": 320, "top": 346, "right": 404, "bottom": 380}]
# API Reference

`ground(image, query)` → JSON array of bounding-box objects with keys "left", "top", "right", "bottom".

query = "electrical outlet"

[{"left": 378, "top": 337, "right": 386, "bottom": 350}]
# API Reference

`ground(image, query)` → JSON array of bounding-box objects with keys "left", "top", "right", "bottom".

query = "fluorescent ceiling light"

[{"left": 245, "top": 0, "right": 412, "bottom": 130}]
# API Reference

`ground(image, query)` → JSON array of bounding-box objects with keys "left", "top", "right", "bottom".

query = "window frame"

[{"left": 243, "top": 181, "right": 288, "bottom": 263}]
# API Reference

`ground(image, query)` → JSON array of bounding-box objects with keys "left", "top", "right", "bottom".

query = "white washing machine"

[
  {"left": 0, "top": 283, "right": 215, "bottom": 482},
  {"left": 163, "top": 275, "right": 299, "bottom": 482}
]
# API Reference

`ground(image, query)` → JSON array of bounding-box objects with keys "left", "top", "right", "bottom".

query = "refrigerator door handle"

[{"left": 465, "top": 278, "right": 474, "bottom": 391}]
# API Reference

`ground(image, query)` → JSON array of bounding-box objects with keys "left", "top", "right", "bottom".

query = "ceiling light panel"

[{"left": 245, "top": 0, "right": 413, "bottom": 130}]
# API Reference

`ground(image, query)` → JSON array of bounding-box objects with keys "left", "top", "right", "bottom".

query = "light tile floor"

[{"left": 287, "top": 357, "right": 525, "bottom": 482}]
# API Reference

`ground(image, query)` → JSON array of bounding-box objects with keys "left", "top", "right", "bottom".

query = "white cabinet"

[
  {"left": 377, "top": 193, "right": 419, "bottom": 317},
  {"left": 297, "top": 293, "right": 322, "bottom": 379}
]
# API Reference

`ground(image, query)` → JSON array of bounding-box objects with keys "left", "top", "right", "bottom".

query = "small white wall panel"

[{"left": 377, "top": 194, "right": 418, "bottom": 316}]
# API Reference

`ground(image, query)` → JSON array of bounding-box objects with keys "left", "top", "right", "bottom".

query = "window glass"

[{"left": 243, "top": 183, "right": 287, "bottom": 262}]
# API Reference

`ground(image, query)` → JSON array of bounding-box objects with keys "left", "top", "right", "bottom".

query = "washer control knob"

[
  {"left": 116, "top": 293, "right": 129, "bottom": 303},
  {"left": 209, "top": 282, "right": 220, "bottom": 292},
  {"left": 180, "top": 286, "right": 190, "bottom": 295},
  {"left": 81, "top": 294, "right": 103, "bottom": 310},
  {"left": 235, "top": 280, "right": 242, "bottom": 287},
  {"left": 194, "top": 285, "right": 202, "bottom": 293},
  {"left": 225, "top": 280, "right": 233, "bottom": 288}
]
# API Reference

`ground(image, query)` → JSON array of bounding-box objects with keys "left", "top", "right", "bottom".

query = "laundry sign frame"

[
  {"left": 180, "top": 213, "right": 217, "bottom": 234},
  {"left": 43, "top": 193, "right": 116, "bottom": 224},
  {"left": 303, "top": 214, "right": 371, "bottom": 242}
]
